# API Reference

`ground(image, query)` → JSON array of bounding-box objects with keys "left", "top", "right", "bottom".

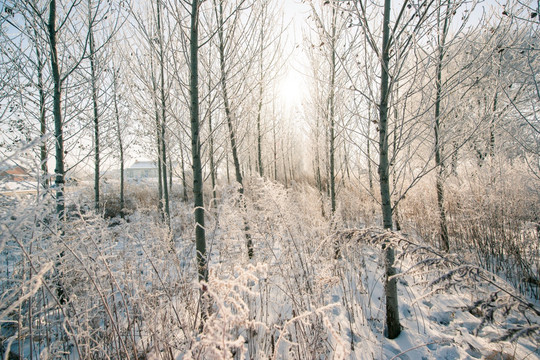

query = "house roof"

[
  {"left": 128, "top": 161, "right": 157, "bottom": 169},
  {"left": 6, "top": 167, "right": 27, "bottom": 175}
]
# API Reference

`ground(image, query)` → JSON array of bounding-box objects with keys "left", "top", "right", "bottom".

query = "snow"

[{"left": 1, "top": 179, "right": 538, "bottom": 359}]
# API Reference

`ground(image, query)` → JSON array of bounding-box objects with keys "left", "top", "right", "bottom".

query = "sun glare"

[{"left": 278, "top": 72, "right": 306, "bottom": 109}]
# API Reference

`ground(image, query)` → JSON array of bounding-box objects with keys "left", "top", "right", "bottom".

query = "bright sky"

[{"left": 277, "top": 0, "right": 311, "bottom": 110}]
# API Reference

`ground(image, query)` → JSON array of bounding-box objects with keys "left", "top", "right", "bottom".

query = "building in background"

[
  {"left": 0, "top": 165, "right": 30, "bottom": 182},
  {"left": 126, "top": 161, "right": 158, "bottom": 179}
]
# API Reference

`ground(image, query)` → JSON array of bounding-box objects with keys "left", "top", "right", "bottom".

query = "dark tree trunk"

[
  {"left": 189, "top": 0, "right": 207, "bottom": 284},
  {"left": 155, "top": 105, "right": 163, "bottom": 213},
  {"left": 180, "top": 142, "right": 188, "bottom": 202},
  {"left": 367, "top": 108, "right": 373, "bottom": 193},
  {"left": 34, "top": 27, "right": 48, "bottom": 190},
  {"left": 208, "top": 102, "right": 217, "bottom": 206},
  {"left": 378, "top": 0, "right": 401, "bottom": 339},
  {"left": 112, "top": 66, "right": 124, "bottom": 215},
  {"left": 157, "top": 0, "right": 170, "bottom": 225},
  {"left": 88, "top": 1, "right": 100, "bottom": 211},
  {"left": 434, "top": 0, "right": 451, "bottom": 252},
  {"left": 48, "top": 0, "right": 65, "bottom": 220},
  {"left": 329, "top": 6, "right": 336, "bottom": 216},
  {"left": 216, "top": 0, "right": 253, "bottom": 259}
]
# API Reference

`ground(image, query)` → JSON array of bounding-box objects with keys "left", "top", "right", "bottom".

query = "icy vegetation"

[{"left": 1, "top": 178, "right": 538, "bottom": 359}]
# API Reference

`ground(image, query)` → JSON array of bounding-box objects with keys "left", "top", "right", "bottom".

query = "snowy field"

[{"left": 1, "top": 179, "right": 538, "bottom": 359}]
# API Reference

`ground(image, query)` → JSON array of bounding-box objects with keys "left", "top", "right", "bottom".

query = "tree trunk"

[
  {"left": 329, "top": 6, "right": 337, "bottom": 216},
  {"left": 490, "top": 52, "right": 502, "bottom": 158},
  {"left": 257, "top": 11, "right": 264, "bottom": 178},
  {"left": 155, "top": 104, "right": 163, "bottom": 213},
  {"left": 434, "top": 0, "right": 450, "bottom": 252},
  {"left": 208, "top": 102, "right": 217, "bottom": 206},
  {"left": 112, "top": 66, "right": 124, "bottom": 215},
  {"left": 217, "top": 1, "right": 243, "bottom": 189},
  {"left": 216, "top": 0, "right": 253, "bottom": 259},
  {"left": 206, "top": 45, "right": 217, "bottom": 206},
  {"left": 281, "top": 137, "right": 287, "bottom": 185},
  {"left": 157, "top": 0, "right": 170, "bottom": 225},
  {"left": 169, "top": 153, "right": 173, "bottom": 194},
  {"left": 180, "top": 141, "right": 188, "bottom": 202},
  {"left": 257, "top": 90, "right": 264, "bottom": 177},
  {"left": 273, "top": 116, "right": 278, "bottom": 181},
  {"left": 48, "top": 0, "right": 65, "bottom": 220},
  {"left": 367, "top": 108, "right": 373, "bottom": 193},
  {"left": 189, "top": 0, "right": 207, "bottom": 284},
  {"left": 48, "top": 0, "right": 68, "bottom": 306},
  {"left": 378, "top": 0, "right": 401, "bottom": 339},
  {"left": 88, "top": 0, "right": 100, "bottom": 211},
  {"left": 34, "top": 27, "right": 48, "bottom": 190},
  {"left": 392, "top": 107, "right": 401, "bottom": 231}
]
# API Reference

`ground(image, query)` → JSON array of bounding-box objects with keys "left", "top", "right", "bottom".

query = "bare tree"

[{"left": 189, "top": 0, "right": 207, "bottom": 286}]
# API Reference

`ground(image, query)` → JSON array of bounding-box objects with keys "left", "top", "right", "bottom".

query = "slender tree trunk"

[
  {"left": 344, "top": 143, "right": 351, "bottom": 183},
  {"left": 112, "top": 67, "right": 124, "bottom": 215},
  {"left": 392, "top": 108, "right": 401, "bottom": 232},
  {"left": 367, "top": 111, "right": 373, "bottom": 193},
  {"left": 257, "top": 90, "right": 263, "bottom": 177},
  {"left": 34, "top": 27, "right": 48, "bottom": 189},
  {"left": 273, "top": 116, "right": 278, "bottom": 181},
  {"left": 48, "top": 0, "right": 65, "bottom": 220},
  {"left": 208, "top": 109, "right": 217, "bottom": 206},
  {"left": 217, "top": 1, "right": 242, "bottom": 189},
  {"left": 216, "top": 0, "right": 253, "bottom": 258},
  {"left": 180, "top": 142, "right": 188, "bottom": 202},
  {"left": 434, "top": 0, "right": 450, "bottom": 252},
  {"left": 288, "top": 143, "right": 294, "bottom": 181},
  {"left": 48, "top": 0, "right": 68, "bottom": 305},
  {"left": 490, "top": 52, "right": 502, "bottom": 158},
  {"left": 226, "top": 146, "right": 230, "bottom": 184},
  {"left": 88, "top": 0, "right": 100, "bottom": 211},
  {"left": 157, "top": 0, "right": 170, "bottom": 225},
  {"left": 378, "top": 0, "right": 400, "bottom": 339},
  {"left": 315, "top": 114, "right": 322, "bottom": 193},
  {"left": 281, "top": 137, "right": 287, "bottom": 185},
  {"left": 169, "top": 154, "right": 173, "bottom": 193},
  {"left": 451, "top": 141, "right": 458, "bottom": 175},
  {"left": 207, "top": 47, "right": 217, "bottom": 206},
  {"left": 189, "top": 0, "right": 207, "bottom": 284},
  {"left": 256, "top": 11, "right": 264, "bottom": 178},
  {"left": 329, "top": 6, "right": 337, "bottom": 216},
  {"left": 155, "top": 104, "right": 163, "bottom": 212},
  {"left": 328, "top": 6, "right": 339, "bottom": 258}
]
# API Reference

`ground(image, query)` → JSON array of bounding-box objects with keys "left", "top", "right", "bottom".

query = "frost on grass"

[{"left": 1, "top": 179, "right": 539, "bottom": 359}]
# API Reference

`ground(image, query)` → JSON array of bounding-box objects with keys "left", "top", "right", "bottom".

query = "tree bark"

[
  {"left": 216, "top": 0, "right": 253, "bottom": 258},
  {"left": 48, "top": 0, "right": 65, "bottom": 220},
  {"left": 367, "top": 105, "right": 373, "bottom": 193},
  {"left": 208, "top": 94, "right": 217, "bottom": 207},
  {"left": 434, "top": 0, "right": 451, "bottom": 252},
  {"left": 88, "top": 0, "right": 100, "bottom": 211},
  {"left": 34, "top": 26, "right": 48, "bottom": 190},
  {"left": 217, "top": 0, "right": 243, "bottom": 189},
  {"left": 189, "top": 0, "right": 207, "bottom": 283},
  {"left": 112, "top": 66, "right": 124, "bottom": 215},
  {"left": 256, "top": 8, "right": 265, "bottom": 178},
  {"left": 180, "top": 141, "right": 188, "bottom": 202},
  {"left": 378, "top": 0, "right": 401, "bottom": 339},
  {"left": 156, "top": 0, "right": 170, "bottom": 225},
  {"left": 329, "top": 6, "right": 337, "bottom": 216}
]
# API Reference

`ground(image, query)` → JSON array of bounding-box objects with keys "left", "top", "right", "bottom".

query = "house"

[
  {"left": 126, "top": 161, "right": 158, "bottom": 179},
  {"left": 0, "top": 165, "right": 30, "bottom": 182}
]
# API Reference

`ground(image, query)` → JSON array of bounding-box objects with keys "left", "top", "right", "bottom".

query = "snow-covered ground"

[{"left": 1, "top": 179, "right": 538, "bottom": 359}]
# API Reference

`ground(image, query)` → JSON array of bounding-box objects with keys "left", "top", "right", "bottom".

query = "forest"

[{"left": 0, "top": 0, "right": 539, "bottom": 358}]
